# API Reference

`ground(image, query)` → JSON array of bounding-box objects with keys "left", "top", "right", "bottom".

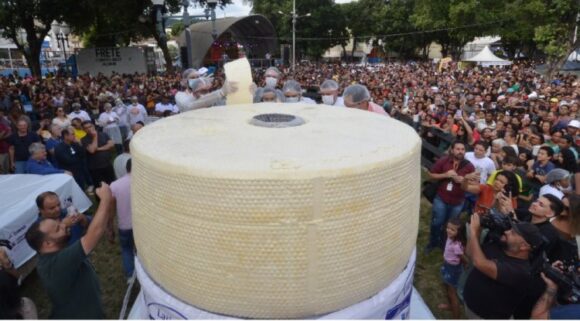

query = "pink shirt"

[
  {"left": 110, "top": 174, "right": 132, "bottom": 230},
  {"left": 368, "top": 102, "right": 389, "bottom": 116},
  {"left": 443, "top": 238, "right": 464, "bottom": 265}
]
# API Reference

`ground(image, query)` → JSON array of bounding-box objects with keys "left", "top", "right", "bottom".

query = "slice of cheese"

[
  {"left": 131, "top": 104, "right": 421, "bottom": 318},
  {"left": 224, "top": 58, "right": 253, "bottom": 105}
]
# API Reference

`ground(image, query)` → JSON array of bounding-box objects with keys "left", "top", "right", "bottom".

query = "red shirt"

[
  {"left": 431, "top": 156, "right": 475, "bottom": 205},
  {"left": 474, "top": 184, "right": 517, "bottom": 215}
]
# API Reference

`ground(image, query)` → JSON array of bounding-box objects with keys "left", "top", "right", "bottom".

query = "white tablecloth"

[{"left": 0, "top": 174, "right": 92, "bottom": 267}]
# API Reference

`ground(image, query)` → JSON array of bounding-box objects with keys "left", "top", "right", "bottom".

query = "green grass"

[{"left": 20, "top": 179, "right": 458, "bottom": 319}]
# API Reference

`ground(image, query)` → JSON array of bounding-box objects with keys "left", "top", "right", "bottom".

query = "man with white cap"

[
  {"left": 566, "top": 119, "right": 579, "bottom": 144},
  {"left": 318, "top": 79, "right": 344, "bottom": 107},
  {"left": 175, "top": 68, "right": 238, "bottom": 112},
  {"left": 127, "top": 96, "right": 147, "bottom": 126},
  {"left": 539, "top": 168, "right": 571, "bottom": 199},
  {"left": 68, "top": 103, "right": 91, "bottom": 122},
  {"left": 342, "top": 84, "right": 388, "bottom": 116}
]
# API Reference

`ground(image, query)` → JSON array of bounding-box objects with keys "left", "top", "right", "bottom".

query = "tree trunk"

[
  {"left": 351, "top": 38, "right": 357, "bottom": 63},
  {"left": 546, "top": 54, "right": 570, "bottom": 80}
]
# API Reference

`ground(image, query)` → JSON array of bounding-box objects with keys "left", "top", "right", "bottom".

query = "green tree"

[
  {"left": 532, "top": 0, "right": 579, "bottom": 78},
  {"left": 249, "top": 0, "right": 348, "bottom": 61},
  {"left": 0, "top": 0, "right": 82, "bottom": 77}
]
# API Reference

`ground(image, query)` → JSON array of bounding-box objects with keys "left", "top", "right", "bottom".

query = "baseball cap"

[
  {"left": 511, "top": 222, "right": 543, "bottom": 250},
  {"left": 546, "top": 168, "right": 570, "bottom": 184},
  {"left": 568, "top": 119, "right": 580, "bottom": 129},
  {"left": 550, "top": 98, "right": 559, "bottom": 103}
]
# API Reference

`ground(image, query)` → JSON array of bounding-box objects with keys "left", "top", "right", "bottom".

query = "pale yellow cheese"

[
  {"left": 131, "top": 104, "right": 421, "bottom": 318},
  {"left": 224, "top": 58, "right": 253, "bottom": 105}
]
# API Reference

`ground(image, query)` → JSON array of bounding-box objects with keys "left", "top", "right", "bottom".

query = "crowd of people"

[{"left": 0, "top": 59, "right": 578, "bottom": 319}]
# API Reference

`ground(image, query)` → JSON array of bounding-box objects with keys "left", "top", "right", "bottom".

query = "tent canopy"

[
  {"left": 464, "top": 45, "right": 511, "bottom": 66},
  {"left": 177, "top": 15, "right": 277, "bottom": 68}
]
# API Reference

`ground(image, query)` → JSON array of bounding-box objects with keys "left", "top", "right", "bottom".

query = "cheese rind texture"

[{"left": 131, "top": 104, "right": 421, "bottom": 318}]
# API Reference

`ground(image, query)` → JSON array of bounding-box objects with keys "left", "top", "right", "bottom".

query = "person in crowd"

[
  {"left": 552, "top": 147, "right": 579, "bottom": 194},
  {"left": 45, "top": 124, "right": 62, "bottom": 166},
  {"left": 175, "top": 71, "right": 238, "bottom": 112},
  {"left": 113, "top": 98, "right": 129, "bottom": 141},
  {"left": 127, "top": 96, "right": 148, "bottom": 125},
  {"left": 70, "top": 117, "right": 87, "bottom": 143},
  {"left": 462, "top": 169, "right": 519, "bottom": 215},
  {"left": 55, "top": 129, "right": 93, "bottom": 192},
  {"left": 113, "top": 139, "right": 131, "bottom": 179},
  {"left": 319, "top": 79, "right": 344, "bottom": 107},
  {"left": 0, "top": 111, "right": 11, "bottom": 174},
  {"left": 97, "top": 102, "right": 123, "bottom": 155},
  {"left": 557, "top": 135, "right": 578, "bottom": 161},
  {"left": 531, "top": 265, "right": 580, "bottom": 319},
  {"left": 258, "top": 87, "right": 284, "bottom": 103},
  {"left": 548, "top": 194, "right": 580, "bottom": 262},
  {"left": 539, "top": 169, "right": 571, "bottom": 199},
  {"left": 0, "top": 270, "right": 38, "bottom": 319},
  {"left": 25, "top": 142, "right": 71, "bottom": 176},
  {"left": 463, "top": 213, "right": 543, "bottom": 319},
  {"left": 8, "top": 118, "right": 40, "bottom": 173},
  {"left": 68, "top": 102, "right": 91, "bottom": 122},
  {"left": 343, "top": 84, "right": 389, "bottom": 116},
  {"left": 464, "top": 141, "right": 496, "bottom": 184},
  {"left": 438, "top": 217, "right": 466, "bottom": 319},
  {"left": 110, "top": 159, "right": 134, "bottom": 279},
  {"left": 51, "top": 107, "right": 71, "bottom": 130},
  {"left": 527, "top": 146, "right": 557, "bottom": 194},
  {"left": 25, "top": 184, "right": 111, "bottom": 319},
  {"left": 253, "top": 67, "right": 284, "bottom": 103},
  {"left": 281, "top": 80, "right": 316, "bottom": 104},
  {"left": 36, "top": 191, "right": 91, "bottom": 244},
  {"left": 154, "top": 95, "right": 178, "bottom": 116},
  {"left": 426, "top": 141, "right": 475, "bottom": 252},
  {"left": 81, "top": 121, "right": 116, "bottom": 186}
]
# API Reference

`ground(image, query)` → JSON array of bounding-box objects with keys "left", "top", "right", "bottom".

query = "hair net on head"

[
  {"left": 189, "top": 77, "right": 213, "bottom": 93},
  {"left": 264, "top": 67, "right": 281, "bottom": 78},
  {"left": 182, "top": 68, "right": 198, "bottom": 79},
  {"left": 260, "top": 87, "right": 283, "bottom": 101},
  {"left": 282, "top": 80, "right": 302, "bottom": 94},
  {"left": 181, "top": 68, "right": 198, "bottom": 86},
  {"left": 343, "top": 84, "right": 370, "bottom": 104},
  {"left": 320, "top": 79, "right": 339, "bottom": 91}
]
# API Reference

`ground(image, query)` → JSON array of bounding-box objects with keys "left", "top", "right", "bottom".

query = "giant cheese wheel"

[{"left": 131, "top": 104, "right": 421, "bottom": 318}]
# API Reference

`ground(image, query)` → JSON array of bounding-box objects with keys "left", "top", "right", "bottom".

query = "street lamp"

[
  {"left": 51, "top": 22, "right": 70, "bottom": 68},
  {"left": 279, "top": 0, "right": 310, "bottom": 72}
]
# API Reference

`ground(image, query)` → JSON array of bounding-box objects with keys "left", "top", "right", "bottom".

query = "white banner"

[
  {"left": 0, "top": 174, "right": 92, "bottom": 267},
  {"left": 132, "top": 249, "right": 419, "bottom": 320}
]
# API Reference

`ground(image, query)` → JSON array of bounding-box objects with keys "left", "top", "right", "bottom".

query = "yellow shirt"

[{"left": 73, "top": 128, "right": 87, "bottom": 141}]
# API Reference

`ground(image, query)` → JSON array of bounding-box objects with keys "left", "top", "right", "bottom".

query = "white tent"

[{"left": 464, "top": 45, "right": 511, "bottom": 67}]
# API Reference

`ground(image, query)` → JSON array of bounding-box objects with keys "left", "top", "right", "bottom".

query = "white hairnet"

[
  {"left": 181, "top": 68, "right": 198, "bottom": 87},
  {"left": 265, "top": 67, "right": 281, "bottom": 78},
  {"left": 343, "top": 84, "right": 370, "bottom": 104},
  {"left": 189, "top": 77, "right": 213, "bottom": 93},
  {"left": 282, "top": 80, "right": 302, "bottom": 94},
  {"left": 320, "top": 79, "right": 339, "bottom": 91}
]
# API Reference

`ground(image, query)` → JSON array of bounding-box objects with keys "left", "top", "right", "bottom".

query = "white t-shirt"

[
  {"left": 465, "top": 152, "right": 497, "bottom": 184},
  {"left": 127, "top": 104, "right": 148, "bottom": 125},
  {"left": 68, "top": 110, "right": 92, "bottom": 122},
  {"left": 155, "top": 102, "right": 178, "bottom": 114},
  {"left": 539, "top": 184, "right": 564, "bottom": 199}
]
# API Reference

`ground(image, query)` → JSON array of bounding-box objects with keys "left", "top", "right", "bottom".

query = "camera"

[
  {"left": 480, "top": 207, "right": 513, "bottom": 233},
  {"left": 543, "top": 259, "right": 580, "bottom": 304}
]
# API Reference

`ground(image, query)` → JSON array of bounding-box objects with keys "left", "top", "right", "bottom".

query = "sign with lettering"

[{"left": 77, "top": 47, "right": 148, "bottom": 76}]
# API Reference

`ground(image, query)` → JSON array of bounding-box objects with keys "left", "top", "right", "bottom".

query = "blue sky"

[{"left": 186, "top": 0, "right": 355, "bottom": 17}]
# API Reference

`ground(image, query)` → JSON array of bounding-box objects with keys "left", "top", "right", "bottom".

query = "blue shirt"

[
  {"left": 45, "top": 138, "right": 62, "bottom": 166},
  {"left": 25, "top": 158, "right": 64, "bottom": 175},
  {"left": 532, "top": 160, "right": 556, "bottom": 176}
]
